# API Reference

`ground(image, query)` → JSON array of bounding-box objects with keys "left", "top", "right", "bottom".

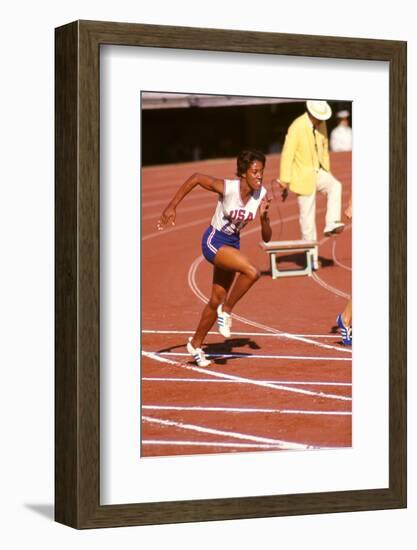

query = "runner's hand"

[
  {"left": 157, "top": 206, "right": 176, "bottom": 230},
  {"left": 260, "top": 197, "right": 272, "bottom": 218},
  {"left": 274, "top": 178, "right": 289, "bottom": 202},
  {"left": 344, "top": 204, "right": 352, "bottom": 219}
]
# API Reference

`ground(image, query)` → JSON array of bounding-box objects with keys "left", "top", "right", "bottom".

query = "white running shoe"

[
  {"left": 217, "top": 305, "right": 232, "bottom": 338},
  {"left": 324, "top": 222, "right": 345, "bottom": 237},
  {"left": 186, "top": 337, "right": 211, "bottom": 367}
]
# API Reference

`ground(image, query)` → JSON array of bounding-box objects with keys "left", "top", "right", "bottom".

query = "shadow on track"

[{"left": 156, "top": 337, "right": 261, "bottom": 365}]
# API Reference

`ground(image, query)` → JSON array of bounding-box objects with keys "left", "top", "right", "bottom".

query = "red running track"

[{"left": 141, "top": 152, "right": 352, "bottom": 457}]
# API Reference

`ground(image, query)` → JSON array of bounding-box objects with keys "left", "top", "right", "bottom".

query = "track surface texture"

[{"left": 141, "top": 152, "right": 352, "bottom": 457}]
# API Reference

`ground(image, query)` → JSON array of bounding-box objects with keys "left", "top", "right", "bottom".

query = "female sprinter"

[{"left": 157, "top": 149, "right": 272, "bottom": 367}]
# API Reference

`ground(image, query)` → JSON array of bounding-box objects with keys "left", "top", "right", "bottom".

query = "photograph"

[
  {"left": 53, "top": 19, "right": 405, "bottom": 528},
  {"left": 140, "top": 92, "right": 353, "bottom": 458}
]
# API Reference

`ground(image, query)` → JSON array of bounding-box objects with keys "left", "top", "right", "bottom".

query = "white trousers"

[{"left": 297, "top": 169, "right": 342, "bottom": 263}]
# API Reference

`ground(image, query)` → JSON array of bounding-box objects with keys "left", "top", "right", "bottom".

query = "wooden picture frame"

[{"left": 55, "top": 20, "right": 407, "bottom": 529}]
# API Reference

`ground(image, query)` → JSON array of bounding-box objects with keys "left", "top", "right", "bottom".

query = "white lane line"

[
  {"left": 142, "top": 440, "right": 286, "bottom": 449},
  {"left": 312, "top": 272, "right": 351, "bottom": 300},
  {"left": 311, "top": 228, "right": 352, "bottom": 298},
  {"left": 188, "top": 255, "right": 352, "bottom": 355},
  {"left": 142, "top": 350, "right": 352, "bottom": 402},
  {"left": 142, "top": 329, "right": 341, "bottom": 339},
  {"left": 142, "top": 377, "right": 352, "bottom": 387},
  {"left": 227, "top": 311, "right": 351, "bottom": 353},
  {"left": 159, "top": 352, "right": 350, "bottom": 361},
  {"left": 143, "top": 405, "right": 351, "bottom": 416},
  {"left": 142, "top": 202, "right": 214, "bottom": 221},
  {"left": 143, "top": 218, "right": 208, "bottom": 241},
  {"left": 142, "top": 415, "right": 317, "bottom": 450}
]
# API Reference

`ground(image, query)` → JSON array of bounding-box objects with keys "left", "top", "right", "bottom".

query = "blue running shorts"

[{"left": 201, "top": 226, "right": 240, "bottom": 264}]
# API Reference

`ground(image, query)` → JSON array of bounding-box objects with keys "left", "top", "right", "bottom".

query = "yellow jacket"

[{"left": 280, "top": 112, "right": 331, "bottom": 196}]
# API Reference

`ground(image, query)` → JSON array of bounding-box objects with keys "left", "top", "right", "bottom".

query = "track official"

[{"left": 277, "top": 100, "right": 344, "bottom": 269}]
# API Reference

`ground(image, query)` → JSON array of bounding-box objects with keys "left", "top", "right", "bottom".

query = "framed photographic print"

[{"left": 55, "top": 20, "right": 406, "bottom": 528}]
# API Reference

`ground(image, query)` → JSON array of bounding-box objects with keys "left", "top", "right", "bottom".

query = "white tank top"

[{"left": 211, "top": 179, "right": 267, "bottom": 236}]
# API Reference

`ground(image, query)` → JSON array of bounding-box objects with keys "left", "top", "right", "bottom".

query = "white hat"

[
  {"left": 336, "top": 109, "right": 350, "bottom": 118},
  {"left": 306, "top": 100, "right": 332, "bottom": 121}
]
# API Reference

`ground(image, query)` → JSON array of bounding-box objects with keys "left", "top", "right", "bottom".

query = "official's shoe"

[
  {"left": 186, "top": 337, "right": 211, "bottom": 367},
  {"left": 217, "top": 305, "right": 232, "bottom": 338},
  {"left": 336, "top": 314, "right": 352, "bottom": 346},
  {"left": 324, "top": 222, "right": 345, "bottom": 237}
]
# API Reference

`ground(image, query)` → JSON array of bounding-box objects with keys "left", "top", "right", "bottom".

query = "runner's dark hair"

[{"left": 236, "top": 149, "right": 266, "bottom": 176}]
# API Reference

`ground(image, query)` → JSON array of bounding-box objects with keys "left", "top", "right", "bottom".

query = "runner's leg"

[
  {"left": 191, "top": 266, "right": 235, "bottom": 349},
  {"left": 342, "top": 298, "right": 352, "bottom": 326},
  {"left": 214, "top": 246, "right": 260, "bottom": 314}
]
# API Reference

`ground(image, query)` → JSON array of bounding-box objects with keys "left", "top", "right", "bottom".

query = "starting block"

[{"left": 259, "top": 240, "right": 317, "bottom": 279}]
